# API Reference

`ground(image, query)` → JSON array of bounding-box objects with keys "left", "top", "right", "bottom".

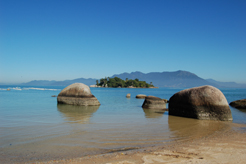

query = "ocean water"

[{"left": 0, "top": 85, "right": 246, "bottom": 163}]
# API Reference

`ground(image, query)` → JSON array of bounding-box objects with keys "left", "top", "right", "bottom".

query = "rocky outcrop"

[
  {"left": 142, "top": 96, "right": 167, "bottom": 109},
  {"left": 136, "top": 94, "right": 147, "bottom": 99},
  {"left": 168, "top": 85, "right": 232, "bottom": 121},
  {"left": 57, "top": 83, "right": 100, "bottom": 106},
  {"left": 126, "top": 93, "right": 131, "bottom": 98},
  {"left": 229, "top": 99, "right": 246, "bottom": 109}
]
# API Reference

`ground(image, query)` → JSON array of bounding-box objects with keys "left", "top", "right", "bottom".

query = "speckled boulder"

[
  {"left": 168, "top": 85, "right": 232, "bottom": 121},
  {"left": 142, "top": 96, "right": 167, "bottom": 109},
  {"left": 229, "top": 99, "right": 246, "bottom": 109},
  {"left": 57, "top": 83, "right": 100, "bottom": 106},
  {"left": 126, "top": 93, "right": 131, "bottom": 98}
]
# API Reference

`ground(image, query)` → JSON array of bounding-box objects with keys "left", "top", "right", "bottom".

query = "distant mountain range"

[
  {"left": 112, "top": 70, "right": 211, "bottom": 88},
  {"left": 20, "top": 70, "right": 246, "bottom": 88},
  {"left": 205, "top": 79, "right": 246, "bottom": 88},
  {"left": 21, "top": 78, "right": 97, "bottom": 86}
]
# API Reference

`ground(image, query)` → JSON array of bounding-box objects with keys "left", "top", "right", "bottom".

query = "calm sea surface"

[{"left": 0, "top": 85, "right": 246, "bottom": 163}]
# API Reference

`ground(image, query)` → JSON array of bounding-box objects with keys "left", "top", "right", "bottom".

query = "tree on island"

[{"left": 96, "top": 77, "right": 155, "bottom": 88}]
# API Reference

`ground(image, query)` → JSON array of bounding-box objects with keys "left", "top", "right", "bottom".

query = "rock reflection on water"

[
  {"left": 57, "top": 104, "right": 99, "bottom": 124},
  {"left": 168, "top": 115, "right": 229, "bottom": 140},
  {"left": 142, "top": 108, "right": 167, "bottom": 118}
]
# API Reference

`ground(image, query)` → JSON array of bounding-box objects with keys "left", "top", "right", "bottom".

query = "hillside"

[{"left": 206, "top": 79, "right": 246, "bottom": 88}]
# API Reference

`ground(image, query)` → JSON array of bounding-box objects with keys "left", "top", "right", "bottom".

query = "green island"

[{"left": 96, "top": 77, "right": 156, "bottom": 88}]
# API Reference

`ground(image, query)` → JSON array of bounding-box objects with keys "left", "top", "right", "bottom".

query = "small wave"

[
  {"left": 0, "top": 87, "right": 61, "bottom": 91},
  {"left": 23, "top": 87, "right": 60, "bottom": 91},
  {"left": 11, "top": 87, "right": 22, "bottom": 90},
  {"left": 0, "top": 87, "right": 22, "bottom": 90}
]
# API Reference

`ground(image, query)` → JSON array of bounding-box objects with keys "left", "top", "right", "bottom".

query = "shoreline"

[{"left": 27, "top": 122, "right": 246, "bottom": 164}]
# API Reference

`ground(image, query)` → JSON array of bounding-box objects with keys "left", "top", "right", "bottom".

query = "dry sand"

[{"left": 33, "top": 122, "right": 246, "bottom": 164}]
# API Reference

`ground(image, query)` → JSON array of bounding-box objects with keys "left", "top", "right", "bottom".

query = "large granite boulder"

[
  {"left": 142, "top": 96, "right": 167, "bottom": 109},
  {"left": 229, "top": 99, "right": 246, "bottom": 109},
  {"left": 57, "top": 83, "right": 100, "bottom": 106},
  {"left": 168, "top": 85, "right": 232, "bottom": 121}
]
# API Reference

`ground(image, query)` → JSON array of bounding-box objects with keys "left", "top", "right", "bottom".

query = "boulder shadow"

[{"left": 57, "top": 104, "right": 99, "bottom": 124}]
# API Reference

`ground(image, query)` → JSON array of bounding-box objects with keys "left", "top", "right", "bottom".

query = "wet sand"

[{"left": 24, "top": 122, "right": 246, "bottom": 164}]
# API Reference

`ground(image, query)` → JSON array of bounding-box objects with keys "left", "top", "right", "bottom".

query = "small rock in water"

[
  {"left": 162, "top": 99, "right": 168, "bottom": 103},
  {"left": 142, "top": 96, "right": 167, "bottom": 109},
  {"left": 136, "top": 94, "right": 147, "bottom": 99},
  {"left": 229, "top": 99, "right": 246, "bottom": 109}
]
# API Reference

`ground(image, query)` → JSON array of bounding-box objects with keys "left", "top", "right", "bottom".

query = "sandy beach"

[{"left": 31, "top": 122, "right": 246, "bottom": 164}]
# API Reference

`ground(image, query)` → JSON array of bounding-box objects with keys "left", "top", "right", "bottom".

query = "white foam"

[
  {"left": 0, "top": 87, "right": 60, "bottom": 91},
  {"left": 11, "top": 87, "right": 22, "bottom": 90},
  {"left": 24, "top": 87, "right": 45, "bottom": 90},
  {"left": 22, "top": 87, "right": 60, "bottom": 91}
]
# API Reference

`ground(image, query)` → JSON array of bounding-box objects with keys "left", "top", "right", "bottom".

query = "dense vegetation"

[{"left": 96, "top": 77, "right": 155, "bottom": 88}]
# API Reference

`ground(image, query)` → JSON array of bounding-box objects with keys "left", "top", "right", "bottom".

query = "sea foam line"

[
  {"left": 0, "top": 87, "right": 60, "bottom": 91},
  {"left": 0, "top": 87, "right": 22, "bottom": 90},
  {"left": 23, "top": 87, "right": 60, "bottom": 91},
  {"left": 10, "top": 87, "right": 22, "bottom": 90}
]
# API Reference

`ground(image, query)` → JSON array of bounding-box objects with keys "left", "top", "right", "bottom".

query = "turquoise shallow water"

[{"left": 0, "top": 85, "right": 246, "bottom": 163}]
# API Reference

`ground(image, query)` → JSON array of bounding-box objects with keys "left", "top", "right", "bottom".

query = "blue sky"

[{"left": 0, "top": 0, "right": 245, "bottom": 84}]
